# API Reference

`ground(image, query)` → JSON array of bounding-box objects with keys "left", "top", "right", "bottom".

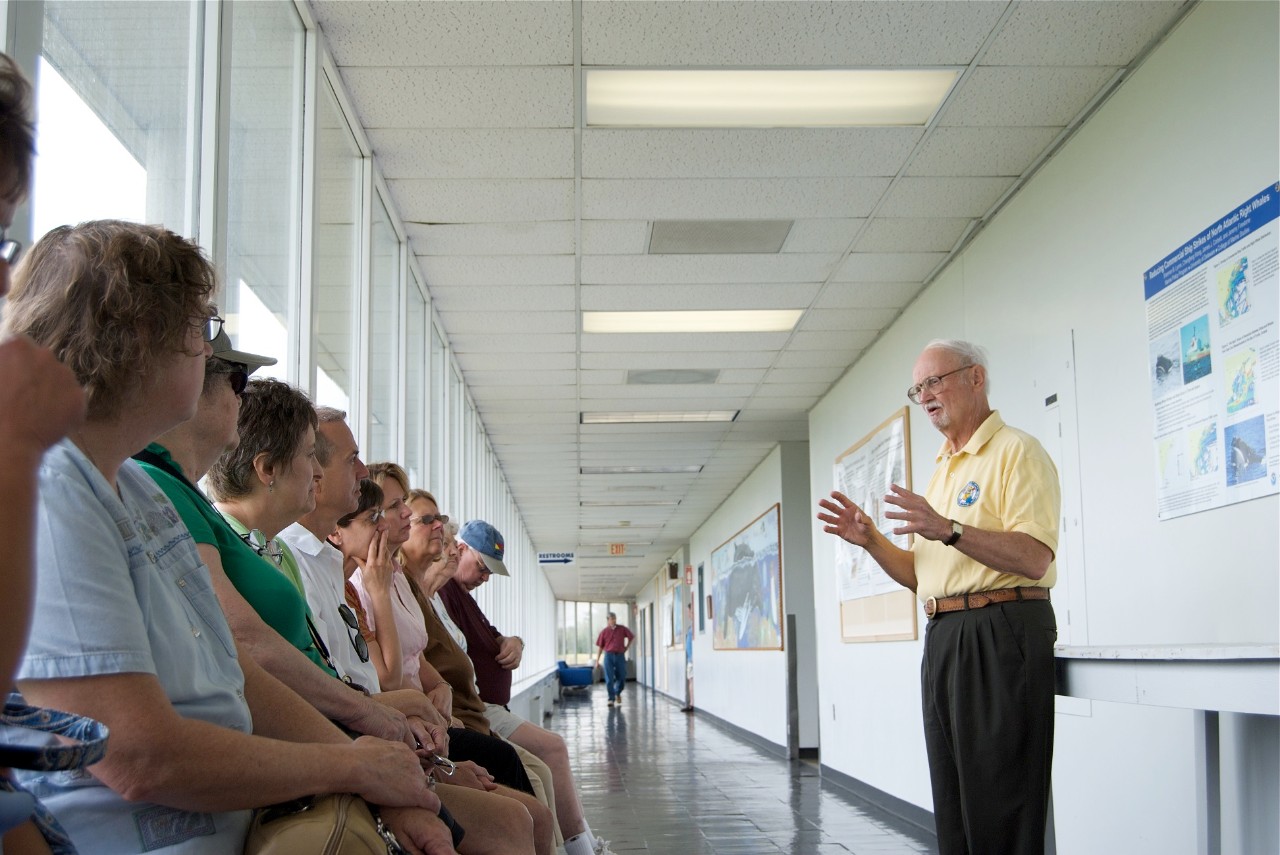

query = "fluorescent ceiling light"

[
  {"left": 586, "top": 69, "right": 959, "bottom": 128},
  {"left": 581, "top": 500, "right": 681, "bottom": 507},
  {"left": 581, "top": 465, "right": 703, "bottom": 475},
  {"left": 581, "top": 411, "right": 738, "bottom": 424},
  {"left": 583, "top": 310, "right": 802, "bottom": 334}
]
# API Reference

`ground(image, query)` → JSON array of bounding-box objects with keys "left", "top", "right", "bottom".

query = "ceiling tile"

[
  {"left": 798, "top": 308, "right": 902, "bottom": 332},
  {"left": 981, "top": 1, "right": 1188, "bottom": 66},
  {"left": 581, "top": 282, "right": 821, "bottom": 311},
  {"left": 784, "top": 219, "right": 866, "bottom": 254},
  {"left": 580, "top": 1, "right": 1005, "bottom": 66},
  {"left": 419, "top": 255, "right": 575, "bottom": 287},
  {"left": 814, "top": 281, "right": 925, "bottom": 310},
  {"left": 407, "top": 222, "right": 574, "bottom": 256},
  {"left": 339, "top": 67, "right": 573, "bottom": 129},
  {"left": 876, "top": 177, "right": 1016, "bottom": 218},
  {"left": 370, "top": 129, "right": 574, "bottom": 179},
  {"left": 465, "top": 369, "right": 578, "bottom": 387},
  {"left": 429, "top": 284, "right": 576, "bottom": 313},
  {"left": 581, "top": 254, "right": 837, "bottom": 285},
  {"left": 581, "top": 351, "right": 778, "bottom": 370},
  {"left": 756, "top": 382, "right": 831, "bottom": 398},
  {"left": 940, "top": 66, "right": 1119, "bottom": 127},
  {"left": 854, "top": 218, "right": 972, "bottom": 253},
  {"left": 582, "top": 221, "right": 650, "bottom": 254},
  {"left": 439, "top": 310, "right": 576, "bottom": 335},
  {"left": 765, "top": 366, "right": 845, "bottom": 385},
  {"left": 449, "top": 333, "right": 575, "bottom": 353},
  {"left": 773, "top": 348, "right": 863, "bottom": 369},
  {"left": 582, "top": 128, "right": 920, "bottom": 179},
  {"left": 313, "top": 0, "right": 572, "bottom": 66},
  {"left": 582, "top": 178, "right": 892, "bottom": 221},
  {"left": 789, "top": 330, "right": 878, "bottom": 352},
  {"left": 454, "top": 351, "right": 577, "bottom": 372},
  {"left": 907, "top": 126, "right": 1063, "bottom": 177},
  {"left": 391, "top": 179, "right": 573, "bottom": 223},
  {"left": 833, "top": 252, "right": 948, "bottom": 282},
  {"left": 471, "top": 385, "right": 578, "bottom": 401}
]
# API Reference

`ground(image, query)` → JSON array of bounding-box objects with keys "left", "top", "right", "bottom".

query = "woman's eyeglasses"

[
  {"left": 0, "top": 225, "right": 21, "bottom": 265},
  {"left": 203, "top": 313, "right": 225, "bottom": 343},
  {"left": 337, "top": 603, "right": 370, "bottom": 662},
  {"left": 410, "top": 513, "right": 449, "bottom": 526},
  {"left": 239, "top": 529, "right": 283, "bottom": 566}
]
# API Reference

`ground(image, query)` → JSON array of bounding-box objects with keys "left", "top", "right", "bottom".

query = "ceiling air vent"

[
  {"left": 648, "top": 219, "right": 793, "bottom": 254},
  {"left": 626, "top": 369, "right": 719, "bottom": 385}
]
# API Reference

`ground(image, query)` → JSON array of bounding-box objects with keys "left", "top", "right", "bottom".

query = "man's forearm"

[{"left": 951, "top": 528, "right": 1053, "bottom": 581}]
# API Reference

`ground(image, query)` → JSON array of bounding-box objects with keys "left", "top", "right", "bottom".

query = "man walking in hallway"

[
  {"left": 817, "top": 338, "right": 1060, "bottom": 855},
  {"left": 594, "top": 612, "right": 633, "bottom": 706}
]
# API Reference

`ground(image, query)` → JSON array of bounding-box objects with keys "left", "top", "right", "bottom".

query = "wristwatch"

[{"left": 944, "top": 519, "right": 964, "bottom": 547}]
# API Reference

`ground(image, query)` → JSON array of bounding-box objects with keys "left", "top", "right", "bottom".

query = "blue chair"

[{"left": 556, "top": 660, "right": 594, "bottom": 698}]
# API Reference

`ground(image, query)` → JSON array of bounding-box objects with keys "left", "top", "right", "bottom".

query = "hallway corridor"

[{"left": 548, "top": 685, "right": 937, "bottom": 854}]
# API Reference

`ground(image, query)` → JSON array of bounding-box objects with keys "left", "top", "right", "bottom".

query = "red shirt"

[{"left": 596, "top": 624, "right": 634, "bottom": 654}]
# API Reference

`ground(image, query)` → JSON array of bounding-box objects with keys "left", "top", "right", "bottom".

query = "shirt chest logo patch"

[{"left": 957, "top": 481, "right": 980, "bottom": 507}]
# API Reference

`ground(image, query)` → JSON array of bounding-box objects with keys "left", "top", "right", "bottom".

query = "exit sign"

[{"left": 608, "top": 543, "right": 626, "bottom": 556}]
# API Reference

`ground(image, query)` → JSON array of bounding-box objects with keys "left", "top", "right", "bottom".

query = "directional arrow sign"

[{"left": 538, "top": 552, "right": 575, "bottom": 565}]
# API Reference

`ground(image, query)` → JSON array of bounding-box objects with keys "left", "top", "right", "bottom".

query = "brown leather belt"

[{"left": 924, "top": 587, "right": 1049, "bottom": 619}]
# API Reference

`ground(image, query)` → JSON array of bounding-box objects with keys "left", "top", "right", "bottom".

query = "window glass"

[
  {"left": 223, "top": 0, "right": 304, "bottom": 380},
  {"left": 448, "top": 364, "right": 463, "bottom": 512},
  {"left": 311, "top": 75, "right": 361, "bottom": 413},
  {"left": 367, "top": 194, "right": 399, "bottom": 462},
  {"left": 429, "top": 323, "right": 446, "bottom": 493},
  {"left": 404, "top": 275, "right": 426, "bottom": 486},
  {"left": 32, "top": 1, "right": 200, "bottom": 238}
]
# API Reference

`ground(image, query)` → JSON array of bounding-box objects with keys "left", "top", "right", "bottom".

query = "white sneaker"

[{"left": 592, "top": 838, "right": 617, "bottom": 855}]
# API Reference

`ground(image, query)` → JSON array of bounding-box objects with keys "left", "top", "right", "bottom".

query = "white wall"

[{"left": 803, "top": 3, "right": 1278, "bottom": 851}]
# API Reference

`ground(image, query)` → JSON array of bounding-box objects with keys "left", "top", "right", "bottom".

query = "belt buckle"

[{"left": 924, "top": 596, "right": 938, "bottom": 619}]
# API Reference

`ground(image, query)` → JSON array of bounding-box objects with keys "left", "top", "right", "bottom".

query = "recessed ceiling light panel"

[
  {"left": 581, "top": 411, "right": 738, "bottom": 424},
  {"left": 586, "top": 69, "right": 960, "bottom": 128},
  {"left": 581, "top": 465, "right": 704, "bottom": 475},
  {"left": 627, "top": 369, "right": 720, "bottom": 385}
]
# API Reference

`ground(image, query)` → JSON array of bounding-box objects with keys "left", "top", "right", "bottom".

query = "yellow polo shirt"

[{"left": 914, "top": 410, "right": 1060, "bottom": 601}]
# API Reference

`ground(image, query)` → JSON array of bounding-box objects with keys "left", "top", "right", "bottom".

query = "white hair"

[{"left": 924, "top": 339, "right": 991, "bottom": 395}]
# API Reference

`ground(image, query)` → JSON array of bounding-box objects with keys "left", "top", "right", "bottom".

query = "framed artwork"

[{"left": 710, "top": 504, "right": 783, "bottom": 650}]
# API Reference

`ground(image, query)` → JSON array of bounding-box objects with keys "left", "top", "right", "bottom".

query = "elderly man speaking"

[{"left": 817, "top": 339, "right": 1060, "bottom": 855}]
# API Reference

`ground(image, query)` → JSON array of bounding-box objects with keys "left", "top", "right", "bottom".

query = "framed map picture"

[{"left": 710, "top": 504, "right": 783, "bottom": 650}]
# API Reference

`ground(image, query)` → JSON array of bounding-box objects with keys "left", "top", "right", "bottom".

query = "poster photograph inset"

[
  {"left": 1143, "top": 183, "right": 1279, "bottom": 519},
  {"left": 710, "top": 505, "right": 782, "bottom": 651}
]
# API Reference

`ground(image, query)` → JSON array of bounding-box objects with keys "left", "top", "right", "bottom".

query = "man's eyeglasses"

[
  {"left": 337, "top": 603, "right": 370, "bottom": 662},
  {"left": 239, "top": 529, "right": 283, "bottom": 566},
  {"left": 411, "top": 513, "right": 449, "bottom": 526},
  {"left": 907, "top": 365, "right": 973, "bottom": 404},
  {"left": 474, "top": 554, "right": 492, "bottom": 577},
  {"left": 0, "top": 225, "right": 21, "bottom": 265}
]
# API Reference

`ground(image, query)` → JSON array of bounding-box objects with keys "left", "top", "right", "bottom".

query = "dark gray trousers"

[{"left": 921, "top": 599, "right": 1057, "bottom": 855}]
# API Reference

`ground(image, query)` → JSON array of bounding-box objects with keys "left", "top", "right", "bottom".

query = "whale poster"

[{"left": 1143, "top": 184, "right": 1279, "bottom": 519}]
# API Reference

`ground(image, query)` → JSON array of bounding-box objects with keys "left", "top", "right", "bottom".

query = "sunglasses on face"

[
  {"left": 227, "top": 369, "right": 248, "bottom": 396},
  {"left": 410, "top": 513, "right": 449, "bottom": 526},
  {"left": 337, "top": 603, "right": 370, "bottom": 662}
]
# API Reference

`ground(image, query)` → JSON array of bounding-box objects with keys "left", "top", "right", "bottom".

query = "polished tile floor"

[{"left": 549, "top": 684, "right": 938, "bottom": 854}]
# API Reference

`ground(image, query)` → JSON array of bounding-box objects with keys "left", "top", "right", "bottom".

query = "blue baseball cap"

[{"left": 459, "top": 519, "right": 510, "bottom": 577}]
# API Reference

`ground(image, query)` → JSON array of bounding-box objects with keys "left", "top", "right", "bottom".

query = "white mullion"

[{"left": 296, "top": 25, "right": 318, "bottom": 393}]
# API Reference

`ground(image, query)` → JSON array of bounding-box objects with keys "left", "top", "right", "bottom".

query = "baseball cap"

[
  {"left": 459, "top": 519, "right": 510, "bottom": 577},
  {"left": 211, "top": 328, "right": 277, "bottom": 375}
]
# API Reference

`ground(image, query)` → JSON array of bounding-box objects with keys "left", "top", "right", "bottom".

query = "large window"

[
  {"left": 557, "top": 601, "right": 633, "bottom": 666},
  {"left": 429, "top": 322, "right": 447, "bottom": 495},
  {"left": 366, "top": 193, "right": 400, "bottom": 462},
  {"left": 31, "top": 0, "right": 201, "bottom": 238},
  {"left": 311, "top": 74, "right": 362, "bottom": 414},
  {"left": 404, "top": 274, "right": 427, "bottom": 486},
  {"left": 223, "top": 0, "right": 305, "bottom": 381}
]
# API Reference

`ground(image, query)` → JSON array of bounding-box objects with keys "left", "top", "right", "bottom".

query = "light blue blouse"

[{"left": 16, "top": 439, "right": 253, "bottom": 853}]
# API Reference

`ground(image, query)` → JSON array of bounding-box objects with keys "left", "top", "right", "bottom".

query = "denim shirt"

[{"left": 16, "top": 439, "right": 253, "bottom": 853}]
